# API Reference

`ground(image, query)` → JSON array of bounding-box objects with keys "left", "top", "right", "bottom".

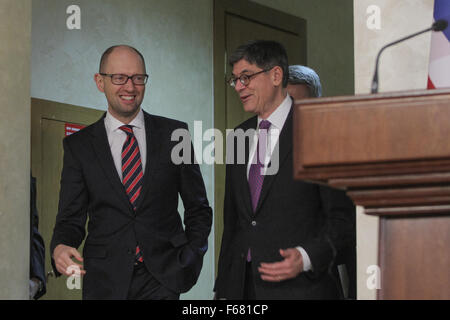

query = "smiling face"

[
  {"left": 232, "top": 59, "right": 285, "bottom": 119},
  {"left": 94, "top": 46, "right": 146, "bottom": 123}
]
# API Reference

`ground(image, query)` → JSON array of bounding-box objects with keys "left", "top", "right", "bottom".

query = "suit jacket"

[
  {"left": 50, "top": 110, "right": 212, "bottom": 299},
  {"left": 30, "top": 174, "right": 46, "bottom": 299},
  {"left": 215, "top": 104, "right": 355, "bottom": 299}
]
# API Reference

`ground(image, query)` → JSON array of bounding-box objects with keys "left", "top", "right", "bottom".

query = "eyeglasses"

[
  {"left": 228, "top": 68, "right": 272, "bottom": 88},
  {"left": 99, "top": 73, "right": 149, "bottom": 85}
]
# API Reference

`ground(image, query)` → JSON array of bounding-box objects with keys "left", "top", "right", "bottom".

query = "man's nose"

[
  {"left": 234, "top": 79, "right": 245, "bottom": 92},
  {"left": 123, "top": 77, "right": 136, "bottom": 90}
]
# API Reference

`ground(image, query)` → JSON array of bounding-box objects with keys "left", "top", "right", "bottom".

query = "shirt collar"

[
  {"left": 257, "top": 94, "right": 292, "bottom": 130},
  {"left": 105, "top": 108, "right": 145, "bottom": 133}
]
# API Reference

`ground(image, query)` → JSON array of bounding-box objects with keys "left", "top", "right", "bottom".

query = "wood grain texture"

[
  {"left": 379, "top": 216, "right": 450, "bottom": 300},
  {"left": 293, "top": 89, "right": 450, "bottom": 299}
]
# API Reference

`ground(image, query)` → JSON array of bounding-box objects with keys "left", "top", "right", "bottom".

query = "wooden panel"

[
  {"left": 365, "top": 205, "right": 450, "bottom": 216},
  {"left": 295, "top": 89, "right": 450, "bottom": 167},
  {"left": 292, "top": 89, "right": 450, "bottom": 299},
  {"left": 348, "top": 186, "right": 450, "bottom": 207},
  {"left": 329, "top": 172, "right": 450, "bottom": 189},
  {"left": 293, "top": 89, "right": 450, "bottom": 215},
  {"left": 379, "top": 216, "right": 450, "bottom": 299},
  {"left": 295, "top": 159, "right": 450, "bottom": 181}
]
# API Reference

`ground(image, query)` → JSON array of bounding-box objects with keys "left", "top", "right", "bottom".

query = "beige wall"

[
  {"left": 354, "top": 0, "right": 434, "bottom": 299},
  {"left": 0, "top": 0, "right": 32, "bottom": 299},
  {"left": 355, "top": 0, "right": 434, "bottom": 94}
]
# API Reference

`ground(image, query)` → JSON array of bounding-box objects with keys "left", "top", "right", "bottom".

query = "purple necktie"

[
  {"left": 247, "top": 120, "right": 271, "bottom": 262},
  {"left": 248, "top": 120, "right": 271, "bottom": 211}
]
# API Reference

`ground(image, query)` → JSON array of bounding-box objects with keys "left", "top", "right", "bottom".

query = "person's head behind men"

[
  {"left": 287, "top": 65, "right": 322, "bottom": 100},
  {"left": 94, "top": 45, "right": 148, "bottom": 124},
  {"left": 229, "top": 40, "right": 289, "bottom": 119}
]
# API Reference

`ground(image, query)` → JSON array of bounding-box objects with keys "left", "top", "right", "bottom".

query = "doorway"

[{"left": 31, "top": 98, "right": 104, "bottom": 299}]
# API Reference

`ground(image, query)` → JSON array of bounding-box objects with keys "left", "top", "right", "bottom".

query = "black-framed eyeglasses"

[
  {"left": 228, "top": 68, "right": 272, "bottom": 88},
  {"left": 99, "top": 73, "right": 149, "bottom": 85}
]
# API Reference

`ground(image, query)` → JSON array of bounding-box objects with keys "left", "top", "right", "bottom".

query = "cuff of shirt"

[{"left": 296, "top": 246, "right": 313, "bottom": 272}]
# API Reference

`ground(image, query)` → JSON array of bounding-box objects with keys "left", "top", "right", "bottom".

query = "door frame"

[
  {"left": 31, "top": 98, "right": 105, "bottom": 213},
  {"left": 31, "top": 98, "right": 105, "bottom": 298},
  {"left": 213, "top": 0, "right": 307, "bottom": 273}
]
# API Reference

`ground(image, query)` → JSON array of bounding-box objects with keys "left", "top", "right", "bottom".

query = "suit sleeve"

[
  {"left": 213, "top": 161, "right": 237, "bottom": 295},
  {"left": 30, "top": 175, "right": 47, "bottom": 299},
  {"left": 302, "top": 185, "right": 356, "bottom": 277},
  {"left": 50, "top": 137, "right": 89, "bottom": 275},
  {"left": 214, "top": 126, "right": 243, "bottom": 295}
]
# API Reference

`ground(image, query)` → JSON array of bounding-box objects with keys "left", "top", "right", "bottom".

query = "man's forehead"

[
  {"left": 108, "top": 48, "right": 141, "bottom": 62},
  {"left": 103, "top": 47, "right": 145, "bottom": 71}
]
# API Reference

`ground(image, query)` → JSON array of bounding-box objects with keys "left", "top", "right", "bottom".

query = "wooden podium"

[{"left": 293, "top": 88, "right": 450, "bottom": 300}]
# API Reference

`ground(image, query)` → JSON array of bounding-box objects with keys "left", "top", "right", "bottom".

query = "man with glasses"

[
  {"left": 214, "top": 40, "right": 355, "bottom": 299},
  {"left": 50, "top": 45, "right": 212, "bottom": 299}
]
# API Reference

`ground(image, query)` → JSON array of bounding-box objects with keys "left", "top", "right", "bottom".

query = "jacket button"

[
  {"left": 127, "top": 249, "right": 133, "bottom": 255},
  {"left": 251, "top": 220, "right": 257, "bottom": 226}
]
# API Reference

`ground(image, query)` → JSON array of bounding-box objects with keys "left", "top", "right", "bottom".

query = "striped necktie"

[{"left": 120, "top": 125, "right": 144, "bottom": 263}]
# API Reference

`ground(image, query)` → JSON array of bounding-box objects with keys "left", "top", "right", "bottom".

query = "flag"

[{"left": 427, "top": 0, "right": 450, "bottom": 89}]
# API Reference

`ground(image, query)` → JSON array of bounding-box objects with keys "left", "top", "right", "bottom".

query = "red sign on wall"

[{"left": 65, "top": 123, "right": 85, "bottom": 136}]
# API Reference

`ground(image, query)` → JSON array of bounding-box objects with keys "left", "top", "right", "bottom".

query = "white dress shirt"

[
  {"left": 246, "top": 94, "right": 313, "bottom": 272},
  {"left": 104, "top": 108, "right": 147, "bottom": 181}
]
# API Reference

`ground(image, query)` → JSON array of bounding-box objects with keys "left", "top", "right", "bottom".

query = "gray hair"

[{"left": 288, "top": 65, "right": 322, "bottom": 97}]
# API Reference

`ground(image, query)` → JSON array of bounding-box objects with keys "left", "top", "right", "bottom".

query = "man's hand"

[
  {"left": 258, "top": 248, "right": 303, "bottom": 282},
  {"left": 53, "top": 244, "right": 86, "bottom": 276}
]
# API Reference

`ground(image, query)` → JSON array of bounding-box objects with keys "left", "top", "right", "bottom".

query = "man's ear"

[
  {"left": 94, "top": 73, "right": 105, "bottom": 93},
  {"left": 271, "top": 66, "right": 283, "bottom": 87}
]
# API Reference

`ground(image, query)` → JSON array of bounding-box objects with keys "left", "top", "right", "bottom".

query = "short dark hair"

[
  {"left": 99, "top": 45, "right": 146, "bottom": 73},
  {"left": 229, "top": 40, "right": 289, "bottom": 87}
]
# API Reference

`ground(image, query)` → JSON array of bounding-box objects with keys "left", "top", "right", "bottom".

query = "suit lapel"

[
  {"left": 236, "top": 117, "right": 257, "bottom": 217},
  {"left": 90, "top": 115, "right": 134, "bottom": 214},
  {"left": 135, "top": 111, "right": 163, "bottom": 212},
  {"left": 254, "top": 105, "right": 293, "bottom": 214}
]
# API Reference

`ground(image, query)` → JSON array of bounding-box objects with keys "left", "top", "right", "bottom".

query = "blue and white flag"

[{"left": 428, "top": 0, "right": 450, "bottom": 89}]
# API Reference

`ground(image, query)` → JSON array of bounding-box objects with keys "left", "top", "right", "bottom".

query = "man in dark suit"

[
  {"left": 30, "top": 174, "right": 46, "bottom": 299},
  {"left": 50, "top": 45, "right": 212, "bottom": 300},
  {"left": 288, "top": 64, "right": 356, "bottom": 299},
  {"left": 214, "top": 40, "right": 355, "bottom": 299}
]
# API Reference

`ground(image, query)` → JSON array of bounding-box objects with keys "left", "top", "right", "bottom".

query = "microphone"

[
  {"left": 371, "top": 19, "right": 448, "bottom": 94},
  {"left": 432, "top": 19, "right": 448, "bottom": 32}
]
